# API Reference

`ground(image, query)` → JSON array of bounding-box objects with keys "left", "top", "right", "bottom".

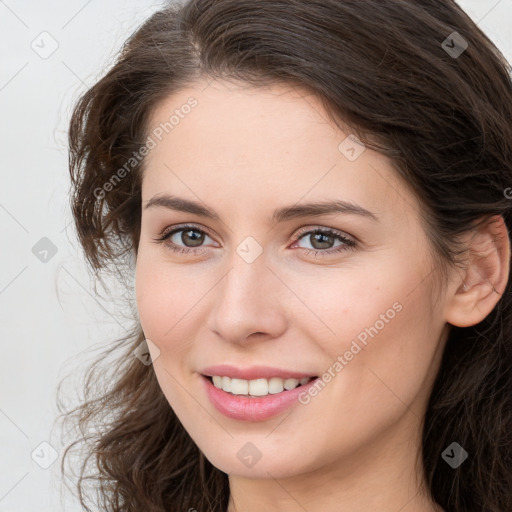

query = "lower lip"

[{"left": 201, "top": 375, "right": 318, "bottom": 422}]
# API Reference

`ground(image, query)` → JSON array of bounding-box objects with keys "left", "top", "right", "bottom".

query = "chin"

[{"left": 198, "top": 438, "right": 318, "bottom": 480}]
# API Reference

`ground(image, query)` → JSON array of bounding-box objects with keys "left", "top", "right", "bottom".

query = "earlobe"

[{"left": 445, "top": 215, "right": 511, "bottom": 328}]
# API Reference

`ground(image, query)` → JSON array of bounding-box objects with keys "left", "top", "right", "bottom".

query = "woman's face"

[{"left": 135, "top": 78, "right": 452, "bottom": 479}]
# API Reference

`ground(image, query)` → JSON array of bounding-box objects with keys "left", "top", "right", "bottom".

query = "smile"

[
  {"left": 209, "top": 375, "right": 314, "bottom": 397},
  {"left": 200, "top": 370, "right": 319, "bottom": 422}
]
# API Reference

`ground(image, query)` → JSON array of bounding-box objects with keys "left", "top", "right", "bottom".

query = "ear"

[{"left": 444, "top": 215, "right": 511, "bottom": 328}]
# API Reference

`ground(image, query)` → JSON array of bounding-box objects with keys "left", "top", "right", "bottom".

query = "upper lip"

[{"left": 200, "top": 364, "right": 317, "bottom": 380}]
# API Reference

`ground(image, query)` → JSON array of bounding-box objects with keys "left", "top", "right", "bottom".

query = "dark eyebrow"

[
  {"left": 144, "top": 195, "right": 220, "bottom": 219},
  {"left": 144, "top": 195, "right": 379, "bottom": 223},
  {"left": 272, "top": 200, "right": 378, "bottom": 223}
]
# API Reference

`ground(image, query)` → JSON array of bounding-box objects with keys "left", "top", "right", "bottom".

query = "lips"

[
  {"left": 200, "top": 364, "right": 316, "bottom": 381},
  {"left": 199, "top": 364, "right": 319, "bottom": 421}
]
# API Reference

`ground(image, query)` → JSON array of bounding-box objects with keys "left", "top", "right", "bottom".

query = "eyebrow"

[{"left": 144, "top": 195, "right": 379, "bottom": 223}]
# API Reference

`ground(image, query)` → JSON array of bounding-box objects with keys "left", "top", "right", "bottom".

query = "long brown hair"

[{"left": 57, "top": 1, "right": 512, "bottom": 510}]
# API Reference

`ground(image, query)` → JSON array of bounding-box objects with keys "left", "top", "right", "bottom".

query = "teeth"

[
  {"left": 268, "top": 377, "right": 284, "bottom": 394},
  {"left": 210, "top": 375, "right": 313, "bottom": 396},
  {"left": 230, "top": 378, "right": 249, "bottom": 395},
  {"left": 221, "top": 376, "right": 231, "bottom": 392},
  {"left": 249, "top": 378, "right": 268, "bottom": 396},
  {"left": 284, "top": 378, "right": 299, "bottom": 390}
]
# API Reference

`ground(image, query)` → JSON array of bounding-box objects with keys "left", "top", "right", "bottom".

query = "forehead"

[{"left": 141, "top": 79, "right": 418, "bottom": 226}]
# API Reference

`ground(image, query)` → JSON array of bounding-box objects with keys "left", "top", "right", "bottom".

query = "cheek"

[
  {"left": 319, "top": 259, "right": 440, "bottom": 416},
  {"left": 135, "top": 260, "right": 168, "bottom": 339},
  {"left": 134, "top": 258, "right": 195, "bottom": 402},
  {"left": 134, "top": 254, "right": 219, "bottom": 383},
  {"left": 134, "top": 255, "right": 192, "bottom": 351},
  {"left": 295, "top": 251, "right": 439, "bottom": 385},
  {"left": 282, "top": 262, "right": 400, "bottom": 354}
]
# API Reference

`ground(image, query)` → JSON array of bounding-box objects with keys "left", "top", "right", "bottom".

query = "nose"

[{"left": 207, "top": 250, "right": 288, "bottom": 344}]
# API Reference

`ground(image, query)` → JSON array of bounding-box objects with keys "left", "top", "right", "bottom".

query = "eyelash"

[{"left": 153, "top": 223, "right": 357, "bottom": 258}]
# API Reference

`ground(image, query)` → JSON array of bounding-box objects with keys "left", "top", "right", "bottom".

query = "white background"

[{"left": 1, "top": 1, "right": 511, "bottom": 510}]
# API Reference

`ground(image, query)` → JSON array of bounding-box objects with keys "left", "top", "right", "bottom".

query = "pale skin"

[{"left": 134, "top": 78, "right": 510, "bottom": 512}]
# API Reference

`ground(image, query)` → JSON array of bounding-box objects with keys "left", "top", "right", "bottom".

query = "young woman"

[{"left": 58, "top": 1, "right": 512, "bottom": 511}]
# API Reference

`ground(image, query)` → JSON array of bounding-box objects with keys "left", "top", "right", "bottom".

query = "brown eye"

[
  {"left": 293, "top": 227, "right": 357, "bottom": 257},
  {"left": 155, "top": 224, "right": 215, "bottom": 255},
  {"left": 174, "top": 228, "right": 205, "bottom": 247},
  {"left": 301, "top": 231, "right": 336, "bottom": 250}
]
